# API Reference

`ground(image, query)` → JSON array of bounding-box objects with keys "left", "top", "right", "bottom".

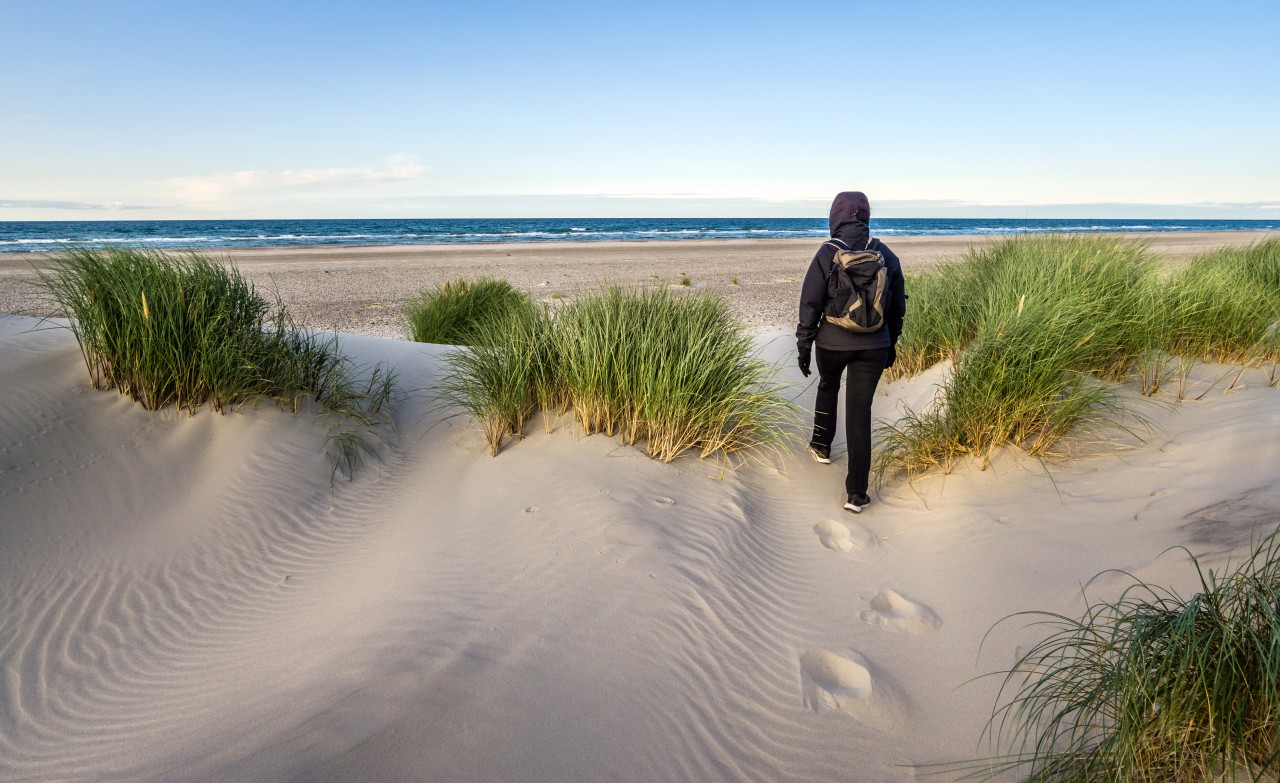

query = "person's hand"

[
  {"left": 797, "top": 344, "right": 812, "bottom": 377},
  {"left": 885, "top": 343, "right": 897, "bottom": 369}
]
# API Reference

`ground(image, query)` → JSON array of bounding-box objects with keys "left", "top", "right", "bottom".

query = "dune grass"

[
  {"left": 404, "top": 277, "right": 538, "bottom": 345},
  {"left": 437, "top": 303, "right": 555, "bottom": 455},
  {"left": 982, "top": 529, "right": 1280, "bottom": 783},
  {"left": 890, "top": 264, "right": 976, "bottom": 377},
  {"left": 553, "top": 287, "right": 792, "bottom": 462},
  {"left": 1161, "top": 238, "right": 1280, "bottom": 366},
  {"left": 878, "top": 235, "right": 1158, "bottom": 477},
  {"left": 39, "top": 248, "right": 396, "bottom": 479},
  {"left": 877, "top": 235, "right": 1280, "bottom": 480},
  {"left": 421, "top": 282, "right": 793, "bottom": 462}
]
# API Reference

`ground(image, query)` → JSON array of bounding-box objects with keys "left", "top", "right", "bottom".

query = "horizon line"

[{"left": 3, "top": 215, "right": 1280, "bottom": 223}]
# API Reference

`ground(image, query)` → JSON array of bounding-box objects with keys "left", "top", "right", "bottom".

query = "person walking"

[{"left": 796, "top": 191, "right": 906, "bottom": 513}]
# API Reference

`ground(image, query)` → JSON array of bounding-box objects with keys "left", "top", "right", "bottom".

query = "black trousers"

[{"left": 810, "top": 346, "right": 888, "bottom": 495}]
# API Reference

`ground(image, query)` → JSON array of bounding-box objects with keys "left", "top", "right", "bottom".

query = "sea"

[{"left": 1, "top": 218, "right": 1277, "bottom": 254}]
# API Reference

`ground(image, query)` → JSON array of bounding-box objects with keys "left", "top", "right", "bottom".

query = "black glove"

[
  {"left": 885, "top": 343, "right": 897, "bottom": 369},
  {"left": 797, "top": 343, "right": 812, "bottom": 377}
]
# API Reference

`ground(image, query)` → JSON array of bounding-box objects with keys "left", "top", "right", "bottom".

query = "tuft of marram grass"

[
  {"left": 890, "top": 264, "right": 975, "bottom": 378},
  {"left": 880, "top": 235, "right": 1280, "bottom": 481},
  {"left": 1161, "top": 237, "right": 1280, "bottom": 366},
  {"left": 878, "top": 235, "right": 1158, "bottom": 479},
  {"left": 437, "top": 303, "right": 555, "bottom": 456},
  {"left": 430, "top": 283, "right": 794, "bottom": 463},
  {"left": 39, "top": 247, "right": 396, "bottom": 479},
  {"left": 980, "top": 527, "right": 1280, "bottom": 783},
  {"left": 405, "top": 277, "right": 537, "bottom": 345},
  {"left": 553, "top": 286, "right": 793, "bottom": 462},
  {"left": 885, "top": 237, "right": 1280, "bottom": 481}
]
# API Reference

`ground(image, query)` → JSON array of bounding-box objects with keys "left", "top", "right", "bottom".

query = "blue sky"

[{"left": 2, "top": 0, "right": 1278, "bottom": 219}]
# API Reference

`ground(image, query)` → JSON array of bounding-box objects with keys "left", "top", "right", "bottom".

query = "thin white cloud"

[
  {"left": 165, "top": 155, "right": 429, "bottom": 201},
  {"left": 1192, "top": 201, "right": 1280, "bottom": 211},
  {"left": 594, "top": 192, "right": 759, "bottom": 200},
  {"left": 589, "top": 192, "right": 826, "bottom": 205},
  {"left": 865, "top": 200, "right": 1280, "bottom": 219},
  {"left": 0, "top": 199, "right": 152, "bottom": 210},
  {"left": 350, "top": 194, "right": 1280, "bottom": 220}
]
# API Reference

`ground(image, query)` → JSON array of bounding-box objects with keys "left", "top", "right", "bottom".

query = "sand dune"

[{"left": 2, "top": 313, "right": 1278, "bottom": 782}]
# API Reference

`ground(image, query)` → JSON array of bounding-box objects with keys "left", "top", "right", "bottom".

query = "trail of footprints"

[{"left": 803, "top": 518, "right": 942, "bottom": 727}]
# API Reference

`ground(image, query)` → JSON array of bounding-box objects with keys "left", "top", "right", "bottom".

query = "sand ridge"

[{"left": 3, "top": 314, "right": 1279, "bottom": 781}]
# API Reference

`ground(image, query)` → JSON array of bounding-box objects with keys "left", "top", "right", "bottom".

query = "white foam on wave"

[
  {"left": 1, "top": 236, "right": 222, "bottom": 246},
  {"left": 87, "top": 236, "right": 218, "bottom": 244}
]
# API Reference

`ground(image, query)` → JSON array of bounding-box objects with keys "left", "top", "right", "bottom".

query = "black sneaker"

[
  {"left": 808, "top": 443, "right": 831, "bottom": 464},
  {"left": 844, "top": 492, "right": 871, "bottom": 513}
]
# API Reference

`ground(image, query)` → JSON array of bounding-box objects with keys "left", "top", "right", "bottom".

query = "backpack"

[{"left": 822, "top": 238, "right": 888, "bottom": 333}]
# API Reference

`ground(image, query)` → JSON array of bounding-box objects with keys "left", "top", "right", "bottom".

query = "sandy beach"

[
  {"left": 2, "top": 230, "right": 1274, "bottom": 338},
  {"left": 2, "top": 230, "right": 1278, "bottom": 781},
  {"left": 2, "top": 309, "right": 1278, "bottom": 782}
]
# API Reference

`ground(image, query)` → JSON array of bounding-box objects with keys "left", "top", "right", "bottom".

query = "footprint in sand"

[
  {"left": 653, "top": 496, "right": 676, "bottom": 506},
  {"left": 813, "top": 519, "right": 877, "bottom": 554},
  {"left": 799, "top": 648, "right": 908, "bottom": 731},
  {"left": 859, "top": 588, "right": 942, "bottom": 635}
]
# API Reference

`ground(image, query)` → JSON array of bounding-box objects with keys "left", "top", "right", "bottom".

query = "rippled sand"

[{"left": 3, "top": 312, "right": 1278, "bottom": 781}]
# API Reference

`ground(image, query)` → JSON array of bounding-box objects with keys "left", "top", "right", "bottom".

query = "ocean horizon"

[{"left": 2, "top": 217, "right": 1277, "bottom": 254}]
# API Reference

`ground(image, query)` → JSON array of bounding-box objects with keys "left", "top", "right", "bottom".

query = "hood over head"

[{"left": 828, "top": 191, "right": 871, "bottom": 245}]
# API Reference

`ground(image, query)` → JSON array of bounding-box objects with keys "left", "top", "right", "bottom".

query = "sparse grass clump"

[
  {"left": 421, "top": 282, "right": 792, "bottom": 462},
  {"left": 985, "top": 528, "right": 1280, "bottom": 783},
  {"left": 405, "top": 277, "right": 537, "bottom": 345},
  {"left": 40, "top": 248, "right": 395, "bottom": 478}
]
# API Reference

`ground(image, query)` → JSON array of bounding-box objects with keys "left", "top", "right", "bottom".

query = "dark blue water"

[{"left": 2, "top": 218, "right": 1276, "bottom": 253}]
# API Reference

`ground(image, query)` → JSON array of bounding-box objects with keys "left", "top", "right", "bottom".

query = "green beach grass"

[
  {"left": 552, "top": 286, "right": 792, "bottom": 462},
  {"left": 404, "top": 276, "right": 538, "bottom": 345},
  {"left": 40, "top": 248, "right": 396, "bottom": 479},
  {"left": 981, "top": 529, "right": 1280, "bottom": 783},
  {"left": 1162, "top": 238, "right": 1280, "bottom": 366},
  {"left": 877, "top": 235, "right": 1280, "bottom": 481},
  {"left": 436, "top": 299, "right": 555, "bottom": 455},
  {"left": 418, "top": 281, "right": 793, "bottom": 462}
]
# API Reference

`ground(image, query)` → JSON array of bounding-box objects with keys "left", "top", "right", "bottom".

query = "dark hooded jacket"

[{"left": 796, "top": 191, "right": 906, "bottom": 352}]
